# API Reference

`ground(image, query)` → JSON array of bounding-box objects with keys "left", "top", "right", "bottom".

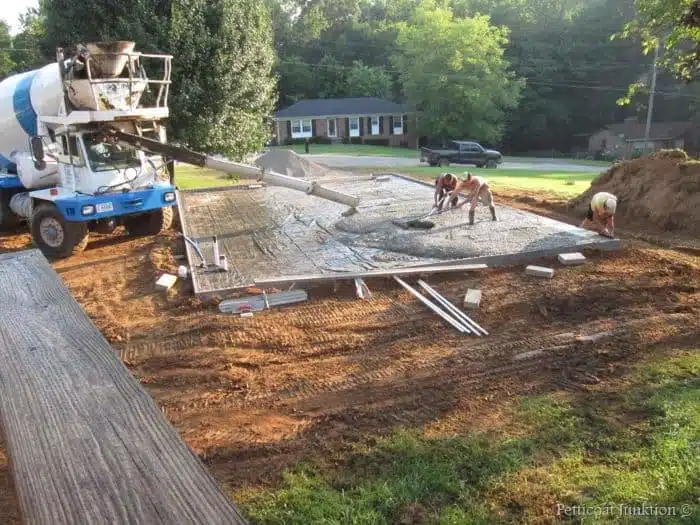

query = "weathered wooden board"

[{"left": 0, "top": 250, "right": 246, "bottom": 525}]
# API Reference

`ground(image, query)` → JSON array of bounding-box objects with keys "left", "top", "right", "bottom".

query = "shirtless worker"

[
  {"left": 447, "top": 172, "right": 497, "bottom": 225},
  {"left": 434, "top": 172, "right": 459, "bottom": 211},
  {"left": 581, "top": 191, "right": 617, "bottom": 237}
]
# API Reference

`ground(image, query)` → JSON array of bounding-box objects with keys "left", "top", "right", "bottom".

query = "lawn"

[
  {"left": 175, "top": 165, "right": 240, "bottom": 190},
  {"left": 394, "top": 166, "right": 598, "bottom": 198},
  {"left": 272, "top": 144, "right": 419, "bottom": 158},
  {"left": 174, "top": 162, "right": 597, "bottom": 197},
  {"left": 236, "top": 353, "right": 700, "bottom": 524}
]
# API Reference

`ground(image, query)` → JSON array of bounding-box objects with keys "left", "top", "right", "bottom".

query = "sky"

[{"left": 2, "top": 0, "right": 38, "bottom": 35}]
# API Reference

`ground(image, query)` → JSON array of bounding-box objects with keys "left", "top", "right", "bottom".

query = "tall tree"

[
  {"left": 344, "top": 61, "right": 393, "bottom": 98},
  {"left": 168, "top": 0, "right": 276, "bottom": 158},
  {"left": 0, "top": 22, "right": 16, "bottom": 78},
  {"left": 618, "top": 0, "right": 700, "bottom": 80},
  {"left": 10, "top": 8, "right": 48, "bottom": 73},
  {"left": 393, "top": 0, "right": 523, "bottom": 142}
]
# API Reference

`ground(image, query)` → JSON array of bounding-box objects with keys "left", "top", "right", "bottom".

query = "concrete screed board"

[{"left": 178, "top": 174, "right": 619, "bottom": 297}]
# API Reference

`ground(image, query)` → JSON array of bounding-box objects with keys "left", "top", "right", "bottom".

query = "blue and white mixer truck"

[{"left": 0, "top": 41, "right": 359, "bottom": 258}]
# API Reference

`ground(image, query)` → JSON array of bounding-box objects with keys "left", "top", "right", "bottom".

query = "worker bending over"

[
  {"left": 581, "top": 191, "right": 617, "bottom": 237},
  {"left": 448, "top": 172, "right": 497, "bottom": 225},
  {"left": 434, "top": 173, "right": 458, "bottom": 210}
]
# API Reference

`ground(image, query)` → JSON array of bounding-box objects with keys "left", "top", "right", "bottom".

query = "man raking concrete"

[{"left": 447, "top": 172, "right": 497, "bottom": 225}]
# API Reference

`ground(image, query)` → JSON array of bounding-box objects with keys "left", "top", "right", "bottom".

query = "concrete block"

[
  {"left": 463, "top": 289, "right": 482, "bottom": 309},
  {"left": 525, "top": 265, "right": 554, "bottom": 279},
  {"left": 557, "top": 252, "right": 586, "bottom": 266},
  {"left": 155, "top": 273, "right": 177, "bottom": 291}
]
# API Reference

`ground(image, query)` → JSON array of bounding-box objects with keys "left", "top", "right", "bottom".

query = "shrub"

[
  {"left": 363, "top": 138, "right": 390, "bottom": 147},
  {"left": 350, "top": 137, "right": 363, "bottom": 145}
]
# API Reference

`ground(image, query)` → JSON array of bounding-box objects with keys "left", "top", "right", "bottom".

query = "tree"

[
  {"left": 343, "top": 60, "right": 393, "bottom": 98},
  {"left": 168, "top": 0, "right": 276, "bottom": 158},
  {"left": 11, "top": 8, "right": 48, "bottom": 73},
  {"left": 0, "top": 22, "right": 16, "bottom": 78},
  {"left": 393, "top": 0, "right": 523, "bottom": 143},
  {"left": 618, "top": 0, "right": 700, "bottom": 81}
]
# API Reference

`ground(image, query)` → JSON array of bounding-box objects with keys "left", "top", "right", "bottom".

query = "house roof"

[
  {"left": 274, "top": 98, "right": 412, "bottom": 119},
  {"left": 603, "top": 120, "right": 692, "bottom": 140}
]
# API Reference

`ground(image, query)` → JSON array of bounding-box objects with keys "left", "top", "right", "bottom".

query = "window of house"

[
  {"left": 327, "top": 118, "right": 337, "bottom": 137},
  {"left": 291, "top": 119, "right": 312, "bottom": 139},
  {"left": 349, "top": 117, "right": 360, "bottom": 137},
  {"left": 392, "top": 115, "right": 403, "bottom": 135},
  {"left": 371, "top": 115, "right": 379, "bottom": 135}
]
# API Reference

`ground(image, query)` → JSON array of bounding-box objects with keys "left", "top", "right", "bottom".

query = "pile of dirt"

[
  {"left": 569, "top": 152, "right": 700, "bottom": 235},
  {"left": 254, "top": 149, "right": 335, "bottom": 179}
]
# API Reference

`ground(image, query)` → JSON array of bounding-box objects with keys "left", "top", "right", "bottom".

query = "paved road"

[{"left": 307, "top": 154, "right": 605, "bottom": 173}]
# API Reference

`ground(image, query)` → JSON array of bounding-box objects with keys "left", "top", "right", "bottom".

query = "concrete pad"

[
  {"left": 558, "top": 252, "right": 587, "bottom": 265},
  {"left": 525, "top": 265, "right": 555, "bottom": 279},
  {"left": 179, "top": 175, "right": 617, "bottom": 297},
  {"left": 464, "top": 289, "right": 482, "bottom": 309}
]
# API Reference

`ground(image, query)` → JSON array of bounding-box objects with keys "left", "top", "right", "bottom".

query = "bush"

[
  {"left": 363, "top": 138, "right": 390, "bottom": 147},
  {"left": 283, "top": 136, "right": 332, "bottom": 146},
  {"left": 350, "top": 137, "right": 363, "bottom": 145},
  {"left": 342, "top": 136, "right": 350, "bottom": 144}
]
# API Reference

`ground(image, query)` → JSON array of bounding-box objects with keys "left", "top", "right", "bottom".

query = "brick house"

[
  {"left": 588, "top": 117, "right": 695, "bottom": 159},
  {"left": 273, "top": 97, "right": 417, "bottom": 148}
]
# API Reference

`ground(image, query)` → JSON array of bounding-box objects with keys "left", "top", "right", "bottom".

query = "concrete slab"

[{"left": 179, "top": 174, "right": 618, "bottom": 297}]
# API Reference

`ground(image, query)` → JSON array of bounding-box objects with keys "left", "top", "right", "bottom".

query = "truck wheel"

[
  {"left": 486, "top": 160, "right": 498, "bottom": 169},
  {"left": 123, "top": 206, "right": 174, "bottom": 237},
  {"left": 438, "top": 158, "right": 450, "bottom": 167},
  {"left": 31, "top": 202, "right": 89, "bottom": 259},
  {"left": 0, "top": 190, "right": 20, "bottom": 232}
]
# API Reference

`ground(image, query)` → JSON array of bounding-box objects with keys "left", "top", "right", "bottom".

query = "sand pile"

[
  {"left": 569, "top": 151, "right": 700, "bottom": 235},
  {"left": 254, "top": 149, "right": 335, "bottom": 179}
]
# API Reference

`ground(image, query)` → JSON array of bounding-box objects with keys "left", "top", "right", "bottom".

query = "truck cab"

[
  {"left": 420, "top": 140, "right": 503, "bottom": 168},
  {"left": 0, "top": 41, "right": 177, "bottom": 258}
]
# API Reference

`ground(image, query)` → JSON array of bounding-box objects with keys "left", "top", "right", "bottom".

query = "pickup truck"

[{"left": 420, "top": 140, "right": 503, "bottom": 168}]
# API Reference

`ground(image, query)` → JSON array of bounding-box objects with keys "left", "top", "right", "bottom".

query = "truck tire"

[
  {"left": 123, "top": 206, "right": 174, "bottom": 237},
  {"left": 0, "top": 190, "right": 20, "bottom": 232},
  {"left": 438, "top": 158, "right": 450, "bottom": 167},
  {"left": 31, "top": 202, "right": 89, "bottom": 259},
  {"left": 485, "top": 159, "right": 498, "bottom": 169}
]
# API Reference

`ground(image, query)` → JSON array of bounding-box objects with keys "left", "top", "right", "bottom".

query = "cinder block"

[
  {"left": 557, "top": 252, "right": 586, "bottom": 265},
  {"left": 525, "top": 265, "right": 555, "bottom": 279},
  {"left": 155, "top": 273, "right": 178, "bottom": 291},
  {"left": 464, "top": 289, "right": 482, "bottom": 309}
]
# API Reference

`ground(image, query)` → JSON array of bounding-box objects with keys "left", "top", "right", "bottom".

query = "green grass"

[
  {"left": 236, "top": 353, "right": 700, "bottom": 524},
  {"left": 175, "top": 165, "right": 240, "bottom": 190},
  {"left": 272, "top": 144, "right": 420, "bottom": 157},
  {"left": 397, "top": 166, "right": 598, "bottom": 197}
]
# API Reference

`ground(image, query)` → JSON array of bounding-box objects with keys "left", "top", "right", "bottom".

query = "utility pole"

[{"left": 643, "top": 41, "right": 661, "bottom": 156}]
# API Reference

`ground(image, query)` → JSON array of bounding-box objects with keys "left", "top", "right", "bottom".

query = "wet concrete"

[{"left": 179, "top": 174, "right": 619, "bottom": 296}]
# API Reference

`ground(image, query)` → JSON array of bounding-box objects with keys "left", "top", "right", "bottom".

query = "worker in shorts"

[
  {"left": 434, "top": 172, "right": 458, "bottom": 210},
  {"left": 448, "top": 172, "right": 497, "bottom": 225},
  {"left": 581, "top": 191, "right": 616, "bottom": 237}
]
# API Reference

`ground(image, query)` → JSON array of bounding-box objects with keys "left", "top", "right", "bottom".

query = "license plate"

[{"left": 96, "top": 202, "right": 114, "bottom": 213}]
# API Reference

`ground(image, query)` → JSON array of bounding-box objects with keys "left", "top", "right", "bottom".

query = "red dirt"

[{"left": 0, "top": 191, "right": 698, "bottom": 523}]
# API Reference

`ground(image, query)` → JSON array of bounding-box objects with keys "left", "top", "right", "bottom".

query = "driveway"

[{"left": 307, "top": 154, "right": 605, "bottom": 173}]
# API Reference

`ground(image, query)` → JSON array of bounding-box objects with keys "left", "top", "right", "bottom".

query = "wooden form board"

[{"left": 0, "top": 250, "right": 247, "bottom": 525}]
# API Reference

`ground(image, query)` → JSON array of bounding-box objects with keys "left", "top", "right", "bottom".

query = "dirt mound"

[
  {"left": 254, "top": 149, "right": 335, "bottom": 179},
  {"left": 569, "top": 154, "right": 700, "bottom": 235}
]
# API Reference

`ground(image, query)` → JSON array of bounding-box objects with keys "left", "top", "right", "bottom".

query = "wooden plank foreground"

[{"left": 0, "top": 250, "right": 247, "bottom": 525}]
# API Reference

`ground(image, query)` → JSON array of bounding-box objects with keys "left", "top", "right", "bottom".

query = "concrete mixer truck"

[{"left": 0, "top": 41, "right": 358, "bottom": 259}]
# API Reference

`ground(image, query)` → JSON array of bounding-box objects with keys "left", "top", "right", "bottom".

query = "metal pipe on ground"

[
  {"left": 417, "top": 280, "right": 488, "bottom": 336},
  {"left": 393, "top": 277, "right": 471, "bottom": 334}
]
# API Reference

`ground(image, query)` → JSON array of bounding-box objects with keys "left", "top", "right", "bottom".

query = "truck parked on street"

[{"left": 420, "top": 140, "right": 503, "bottom": 168}]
